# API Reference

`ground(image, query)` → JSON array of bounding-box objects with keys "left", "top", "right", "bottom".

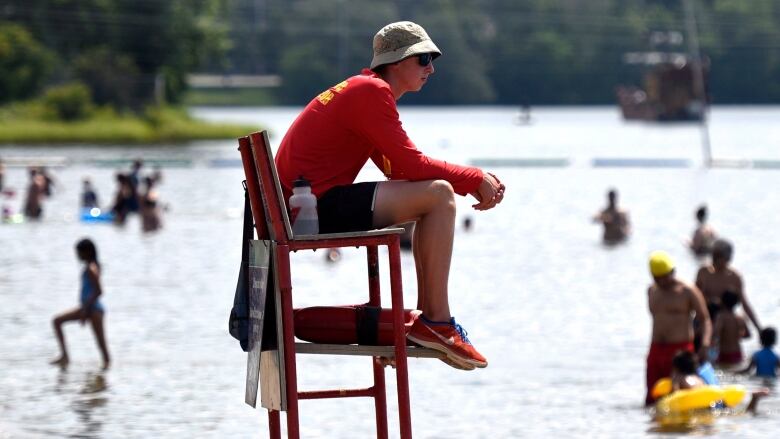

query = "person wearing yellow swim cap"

[
  {"left": 645, "top": 250, "right": 712, "bottom": 406},
  {"left": 649, "top": 250, "right": 675, "bottom": 278}
]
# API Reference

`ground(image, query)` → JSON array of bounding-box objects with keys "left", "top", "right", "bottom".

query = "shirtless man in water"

[
  {"left": 645, "top": 250, "right": 711, "bottom": 405},
  {"left": 593, "top": 189, "right": 630, "bottom": 244},
  {"left": 695, "top": 239, "right": 760, "bottom": 332}
]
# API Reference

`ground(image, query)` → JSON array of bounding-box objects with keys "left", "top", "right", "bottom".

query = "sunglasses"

[{"left": 417, "top": 53, "right": 433, "bottom": 66}]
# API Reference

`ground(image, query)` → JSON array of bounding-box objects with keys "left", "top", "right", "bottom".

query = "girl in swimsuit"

[{"left": 50, "top": 238, "right": 110, "bottom": 369}]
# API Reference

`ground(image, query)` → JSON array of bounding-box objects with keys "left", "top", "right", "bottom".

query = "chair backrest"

[
  {"left": 238, "top": 135, "right": 270, "bottom": 240},
  {"left": 246, "top": 131, "right": 293, "bottom": 243}
]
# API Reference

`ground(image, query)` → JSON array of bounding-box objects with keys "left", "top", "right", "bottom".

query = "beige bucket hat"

[{"left": 370, "top": 21, "right": 441, "bottom": 69}]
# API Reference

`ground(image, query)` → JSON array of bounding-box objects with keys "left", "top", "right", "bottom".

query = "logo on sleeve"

[{"left": 316, "top": 80, "right": 349, "bottom": 105}]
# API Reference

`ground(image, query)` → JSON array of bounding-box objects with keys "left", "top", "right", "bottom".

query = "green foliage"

[
  {"left": 182, "top": 88, "right": 276, "bottom": 106},
  {"left": 41, "top": 82, "right": 94, "bottom": 121},
  {"left": 1, "top": 0, "right": 231, "bottom": 108},
  {"left": 73, "top": 47, "right": 140, "bottom": 109},
  {"left": 706, "top": 0, "right": 780, "bottom": 103},
  {"left": 409, "top": 1, "right": 496, "bottom": 104},
  {"left": 109, "top": 0, "right": 230, "bottom": 104},
  {"left": 2, "top": 0, "right": 780, "bottom": 106},
  {"left": 0, "top": 103, "right": 258, "bottom": 144},
  {"left": 277, "top": 44, "right": 342, "bottom": 104},
  {"left": 0, "top": 23, "right": 53, "bottom": 103}
]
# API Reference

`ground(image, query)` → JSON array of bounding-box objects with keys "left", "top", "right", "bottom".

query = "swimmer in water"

[
  {"left": 593, "top": 188, "right": 630, "bottom": 244},
  {"left": 688, "top": 204, "right": 716, "bottom": 257}
]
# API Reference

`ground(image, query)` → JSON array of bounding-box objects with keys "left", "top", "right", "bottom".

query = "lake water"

[{"left": 2, "top": 106, "right": 780, "bottom": 438}]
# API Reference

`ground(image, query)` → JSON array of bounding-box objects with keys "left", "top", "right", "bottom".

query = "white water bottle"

[{"left": 289, "top": 176, "right": 319, "bottom": 236}]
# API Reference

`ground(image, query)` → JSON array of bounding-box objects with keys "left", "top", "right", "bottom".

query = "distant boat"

[
  {"left": 616, "top": 59, "right": 708, "bottom": 122},
  {"left": 616, "top": 28, "right": 709, "bottom": 123}
]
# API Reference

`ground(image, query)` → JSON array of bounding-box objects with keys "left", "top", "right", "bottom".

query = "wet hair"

[
  {"left": 75, "top": 238, "right": 99, "bottom": 263},
  {"left": 711, "top": 239, "right": 733, "bottom": 261},
  {"left": 760, "top": 327, "right": 777, "bottom": 348},
  {"left": 672, "top": 350, "right": 698, "bottom": 375},
  {"left": 721, "top": 290, "right": 740, "bottom": 310},
  {"left": 696, "top": 205, "right": 707, "bottom": 222}
]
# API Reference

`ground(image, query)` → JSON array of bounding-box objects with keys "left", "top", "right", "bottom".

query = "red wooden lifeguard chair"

[{"left": 237, "top": 131, "right": 442, "bottom": 438}]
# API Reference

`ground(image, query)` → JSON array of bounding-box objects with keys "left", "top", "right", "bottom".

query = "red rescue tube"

[{"left": 294, "top": 305, "right": 422, "bottom": 346}]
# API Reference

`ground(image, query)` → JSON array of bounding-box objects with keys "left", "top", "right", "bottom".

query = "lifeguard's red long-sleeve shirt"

[{"left": 276, "top": 69, "right": 483, "bottom": 201}]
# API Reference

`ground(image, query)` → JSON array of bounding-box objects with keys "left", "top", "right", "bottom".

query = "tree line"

[{"left": 2, "top": 0, "right": 779, "bottom": 110}]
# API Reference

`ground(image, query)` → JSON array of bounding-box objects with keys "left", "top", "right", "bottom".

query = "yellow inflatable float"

[{"left": 652, "top": 378, "right": 747, "bottom": 427}]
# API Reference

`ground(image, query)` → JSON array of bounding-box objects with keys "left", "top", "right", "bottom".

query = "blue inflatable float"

[{"left": 80, "top": 207, "right": 114, "bottom": 223}]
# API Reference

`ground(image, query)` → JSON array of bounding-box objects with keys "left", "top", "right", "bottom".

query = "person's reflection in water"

[
  {"left": 51, "top": 369, "right": 109, "bottom": 438},
  {"left": 53, "top": 368, "right": 70, "bottom": 395},
  {"left": 71, "top": 370, "right": 109, "bottom": 438}
]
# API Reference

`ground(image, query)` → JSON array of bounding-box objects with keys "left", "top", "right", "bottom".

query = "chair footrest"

[
  {"left": 298, "top": 387, "right": 376, "bottom": 400},
  {"left": 295, "top": 342, "right": 444, "bottom": 359}
]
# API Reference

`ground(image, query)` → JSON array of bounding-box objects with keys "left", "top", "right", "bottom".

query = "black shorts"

[{"left": 318, "top": 182, "right": 378, "bottom": 233}]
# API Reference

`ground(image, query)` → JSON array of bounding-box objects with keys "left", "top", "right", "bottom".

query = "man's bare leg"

[
  {"left": 373, "top": 179, "right": 455, "bottom": 322},
  {"left": 51, "top": 309, "right": 81, "bottom": 366}
]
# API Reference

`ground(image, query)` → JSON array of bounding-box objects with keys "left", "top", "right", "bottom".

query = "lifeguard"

[{"left": 275, "top": 21, "right": 505, "bottom": 370}]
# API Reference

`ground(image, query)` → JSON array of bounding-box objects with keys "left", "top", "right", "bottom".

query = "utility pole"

[{"left": 683, "top": 0, "right": 712, "bottom": 167}]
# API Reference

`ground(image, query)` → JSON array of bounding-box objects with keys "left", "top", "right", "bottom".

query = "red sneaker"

[
  {"left": 439, "top": 355, "right": 476, "bottom": 371},
  {"left": 407, "top": 317, "right": 487, "bottom": 369}
]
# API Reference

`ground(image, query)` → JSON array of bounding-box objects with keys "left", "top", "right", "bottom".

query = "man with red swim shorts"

[
  {"left": 645, "top": 251, "right": 711, "bottom": 405},
  {"left": 275, "top": 21, "right": 505, "bottom": 370}
]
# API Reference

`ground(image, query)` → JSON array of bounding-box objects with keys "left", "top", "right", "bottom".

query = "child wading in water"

[
  {"left": 51, "top": 238, "right": 110, "bottom": 369},
  {"left": 714, "top": 290, "right": 750, "bottom": 366},
  {"left": 740, "top": 327, "right": 780, "bottom": 378},
  {"left": 670, "top": 351, "right": 767, "bottom": 413}
]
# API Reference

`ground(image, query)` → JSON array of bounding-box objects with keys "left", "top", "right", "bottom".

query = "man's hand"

[{"left": 471, "top": 172, "right": 505, "bottom": 211}]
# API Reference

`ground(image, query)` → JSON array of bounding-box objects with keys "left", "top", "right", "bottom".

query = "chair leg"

[
  {"left": 389, "top": 239, "right": 413, "bottom": 439},
  {"left": 367, "top": 245, "right": 381, "bottom": 306},
  {"left": 372, "top": 357, "right": 389, "bottom": 439},
  {"left": 277, "top": 245, "right": 300, "bottom": 439},
  {"left": 268, "top": 410, "right": 281, "bottom": 439},
  {"left": 367, "top": 244, "right": 390, "bottom": 438}
]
